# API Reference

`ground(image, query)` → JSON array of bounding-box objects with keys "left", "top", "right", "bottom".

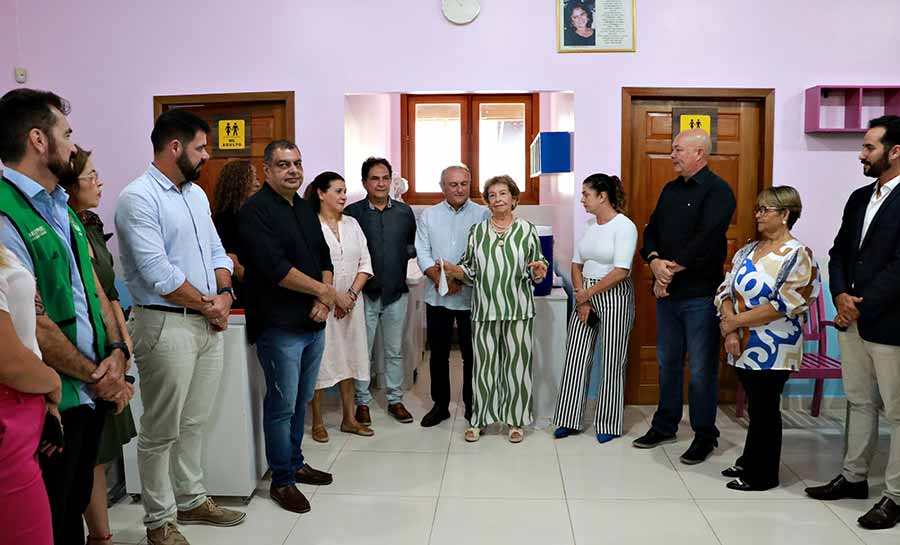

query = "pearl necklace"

[{"left": 491, "top": 217, "right": 513, "bottom": 246}]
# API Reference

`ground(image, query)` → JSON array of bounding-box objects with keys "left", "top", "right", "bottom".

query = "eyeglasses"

[
  {"left": 78, "top": 172, "right": 99, "bottom": 184},
  {"left": 754, "top": 206, "right": 783, "bottom": 215}
]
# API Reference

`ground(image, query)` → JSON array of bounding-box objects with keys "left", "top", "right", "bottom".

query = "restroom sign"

[
  {"left": 680, "top": 114, "right": 711, "bottom": 135},
  {"left": 672, "top": 108, "right": 719, "bottom": 153},
  {"left": 218, "top": 119, "right": 246, "bottom": 150}
]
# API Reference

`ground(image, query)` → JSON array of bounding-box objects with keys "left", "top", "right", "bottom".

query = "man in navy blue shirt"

[{"left": 345, "top": 157, "right": 417, "bottom": 425}]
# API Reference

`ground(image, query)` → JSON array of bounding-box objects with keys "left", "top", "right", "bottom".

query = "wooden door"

[
  {"left": 154, "top": 92, "right": 294, "bottom": 204},
  {"left": 622, "top": 89, "right": 775, "bottom": 405}
]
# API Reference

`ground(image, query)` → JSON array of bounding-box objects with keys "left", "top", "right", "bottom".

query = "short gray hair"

[{"left": 440, "top": 163, "right": 471, "bottom": 184}]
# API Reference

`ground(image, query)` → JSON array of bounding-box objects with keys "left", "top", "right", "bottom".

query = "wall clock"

[{"left": 442, "top": 0, "right": 480, "bottom": 25}]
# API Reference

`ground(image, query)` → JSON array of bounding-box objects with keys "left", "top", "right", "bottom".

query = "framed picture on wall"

[{"left": 557, "top": 0, "right": 636, "bottom": 53}]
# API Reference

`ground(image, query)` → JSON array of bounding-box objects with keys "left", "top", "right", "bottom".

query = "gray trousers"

[
  {"left": 130, "top": 308, "right": 224, "bottom": 529},
  {"left": 839, "top": 323, "right": 900, "bottom": 502}
]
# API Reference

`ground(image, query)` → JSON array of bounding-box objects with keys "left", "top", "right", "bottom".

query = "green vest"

[{"left": 0, "top": 177, "right": 108, "bottom": 410}]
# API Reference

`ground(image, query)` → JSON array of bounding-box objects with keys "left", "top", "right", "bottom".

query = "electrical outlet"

[{"left": 14, "top": 67, "right": 27, "bottom": 84}]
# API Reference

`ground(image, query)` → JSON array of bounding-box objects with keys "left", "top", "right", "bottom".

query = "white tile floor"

[{"left": 106, "top": 353, "right": 896, "bottom": 545}]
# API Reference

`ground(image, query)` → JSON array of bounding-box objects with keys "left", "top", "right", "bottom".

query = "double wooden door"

[{"left": 622, "top": 89, "right": 775, "bottom": 405}]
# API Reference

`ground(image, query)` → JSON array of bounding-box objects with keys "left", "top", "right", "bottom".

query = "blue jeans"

[
  {"left": 355, "top": 293, "right": 408, "bottom": 405},
  {"left": 255, "top": 327, "right": 325, "bottom": 487},
  {"left": 651, "top": 296, "right": 720, "bottom": 442}
]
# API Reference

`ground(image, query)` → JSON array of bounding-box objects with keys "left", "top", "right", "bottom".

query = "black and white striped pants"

[{"left": 552, "top": 277, "right": 635, "bottom": 434}]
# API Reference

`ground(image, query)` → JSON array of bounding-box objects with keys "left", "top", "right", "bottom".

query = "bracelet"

[
  {"left": 347, "top": 288, "right": 358, "bottom": 300},
  {"left": 647, "top": 255, "right": 659, "bottom": 265}
]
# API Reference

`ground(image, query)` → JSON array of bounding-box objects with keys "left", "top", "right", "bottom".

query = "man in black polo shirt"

[
  {"left": 633, "top": 128, "right": 736, "bottom": 465},
  {"left": 345, "top": 157, "right": 417, "bottom": 425},
  {"left": 238, "top": 140, "right": 337, "bottom": 514}
]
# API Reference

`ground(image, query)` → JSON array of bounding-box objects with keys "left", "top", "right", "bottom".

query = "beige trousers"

[
  {"left": 129, "top": 307, "right": 224, "bottom": 529},
  {"left": 839, "top": 322, "right": 900, "bottom": 502}
]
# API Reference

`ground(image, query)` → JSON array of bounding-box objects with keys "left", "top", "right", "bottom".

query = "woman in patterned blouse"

[
  {"left": 715, "top": 186, "right": 820, "bottom": 491},
  {"left": 443, "top": 175, "right": 548, "bottom": 443}
]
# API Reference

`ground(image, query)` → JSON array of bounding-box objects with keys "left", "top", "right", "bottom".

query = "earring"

[{"left": 782, "top": 219, "right": 787, "bottom": 225}]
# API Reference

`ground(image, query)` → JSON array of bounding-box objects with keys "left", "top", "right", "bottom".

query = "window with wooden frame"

[{"left": 400, "top": 93, "right": 540, "bottom": 205}]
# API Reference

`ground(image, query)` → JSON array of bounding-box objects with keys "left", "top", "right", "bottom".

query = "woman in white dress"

[{"left": 305, "top": 172, "right": 375, "bottom": 441}]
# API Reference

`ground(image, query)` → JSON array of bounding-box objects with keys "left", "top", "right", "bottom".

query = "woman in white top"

[
  {"left": 552, "top": 174, "right": 637, "bottom": 443},
  {"left": 0, "top": 244, "right": 62, "bottom": 545},
  {"left": 304, "top": 172, "right": 375, "bottom": 442}
]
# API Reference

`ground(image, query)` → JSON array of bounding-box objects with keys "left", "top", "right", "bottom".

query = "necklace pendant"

[{"left": 498, "top": 239, "right": 505, "bottom": 247}]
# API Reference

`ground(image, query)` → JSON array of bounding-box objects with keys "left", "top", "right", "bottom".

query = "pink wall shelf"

[{"left": 805, "top": 85, "right": 900, "bottom": 133}]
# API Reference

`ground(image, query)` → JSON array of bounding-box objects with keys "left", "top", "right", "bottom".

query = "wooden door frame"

[
  {"left": 620, "top": 87, "right": 775, "bottom": 404},
  {"left": 621, "top": 87, "right": 775, "bottom": 199},
  {"left": 153, "top": 91, "right": 295, "bottom": 139}
]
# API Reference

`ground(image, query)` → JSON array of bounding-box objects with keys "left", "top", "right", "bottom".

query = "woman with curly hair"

[{"left": 212, "top": 160, "right": 261, "bottom": 309}]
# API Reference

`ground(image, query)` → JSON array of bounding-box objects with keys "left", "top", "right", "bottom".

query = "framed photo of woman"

[{"left": 558, "top": 0, "right": 636, "bottom": 53}]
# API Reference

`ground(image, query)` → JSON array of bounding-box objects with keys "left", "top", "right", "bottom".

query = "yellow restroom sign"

[
  {"left": 672, "top": 108, "right": 718, "bottom": 153},
  {"left": 219, "top": 119, "right": 246, "bottom": 150},
  {"left": 679, "top": 114, "right": 711, "bottom": 135}
]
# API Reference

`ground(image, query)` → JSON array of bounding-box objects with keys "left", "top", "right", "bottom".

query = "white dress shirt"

[{"left": 860, "top": 173, "right": 900, "bottom": 246}]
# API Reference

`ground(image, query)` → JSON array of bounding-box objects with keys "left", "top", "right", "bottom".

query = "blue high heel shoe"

[
  {"left": 554, "top": 427, "right": 578, "bottom": 439},
  {"left": 596, "top": 433, "right": 619, "bottom": 444}
]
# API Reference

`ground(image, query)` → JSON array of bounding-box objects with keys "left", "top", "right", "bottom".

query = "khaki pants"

[
  {"left": 129, "top": 307, "right": 224, "bottom": 529},
  {"left": 840, "top": 323, "right": 900, "bottom": 502}
]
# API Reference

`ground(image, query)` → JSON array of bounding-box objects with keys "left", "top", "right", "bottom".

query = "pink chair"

[{"left": 735, "top": 296, "right": 841, "bottom": 418}]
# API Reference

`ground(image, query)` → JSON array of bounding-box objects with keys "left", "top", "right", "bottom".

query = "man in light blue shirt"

[
  {"left": 415, "top": 164, "right": 489, "bottom": 427},
  {"left": 115, "top": 108, "right": 245, "bottom": 544}
]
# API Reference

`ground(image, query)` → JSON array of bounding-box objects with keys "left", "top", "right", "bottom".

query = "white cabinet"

[{"left": 532, "top": 288, "right": 568, "bottom": 428}]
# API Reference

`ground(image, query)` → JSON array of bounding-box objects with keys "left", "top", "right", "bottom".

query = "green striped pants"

[{"left": 471, "top": 318, "right": 534, "bottom": 427}]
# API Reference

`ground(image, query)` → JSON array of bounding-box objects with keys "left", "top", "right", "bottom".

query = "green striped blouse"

[{"left": 459, "top": 218, "right": 547, "bottom": 322}]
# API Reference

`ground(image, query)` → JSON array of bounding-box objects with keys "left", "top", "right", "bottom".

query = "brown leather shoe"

[
  {"left": 311, "top": 424, "right": 329, "bottom": 443},
  {"left": 388, "top": 403, "right": 414, "bottom": 423},
  {"left": 355, "top": 405, "right": 371, "bottom": 425},
  {"left": 269, "top": 484, "right": 310, "bottom": 514},
  {"left": 340, "top": 422, "right": 375, "bottom": 436},
  {"left": 295, "top": 463, "right": 333, "bottom": 486}
]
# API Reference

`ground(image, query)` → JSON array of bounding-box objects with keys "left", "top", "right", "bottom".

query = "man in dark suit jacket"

[{"left": 805, "top": 115, "right": 900, "bottom": 531}]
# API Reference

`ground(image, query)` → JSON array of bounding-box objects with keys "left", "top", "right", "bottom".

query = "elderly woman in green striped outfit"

[{"left": 443, "top": 175, "right": 548, "bottom": 443}]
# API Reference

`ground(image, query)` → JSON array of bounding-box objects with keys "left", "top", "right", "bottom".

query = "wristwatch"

[
  {"left": 646, "top": 255, "right": 659, "bottom": 265},
  {"left": 218, "top": 286, "right": 236, "bottom": 302},
  {"left": 107, "top": 342, "right": 131, "bottom": 361}
]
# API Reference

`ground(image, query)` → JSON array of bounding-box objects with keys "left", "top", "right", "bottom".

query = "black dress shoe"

[
  {"left": 632, "top": 429, "right": 677, "bottom": 449},
  {"left": 726, "top": 477, "right": 778, "bottom": 492},
  {"left": 420, "top": 405, "right": 451, "bottom": 428},
  {"left": 858, "top": 498, "right": 900, "bottom": 530},
  {"left": 721, "top": 465, "right": 744, "bottom": 478},
  {"left": 805, "top": 475, "right": 868, "bottom": 501},
  {"left": 680, "top": 439, "right": 716, "bottom": 465},
  {"left": 726, "top": 478, "right": 753, "bottom": 491},
  {"left": 294, "top": 464, "right": 333, "bottom": 486}
]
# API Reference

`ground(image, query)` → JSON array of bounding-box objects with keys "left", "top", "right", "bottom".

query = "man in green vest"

[{"left": 0, "top": 88, "right": 133, "bottom": 545}]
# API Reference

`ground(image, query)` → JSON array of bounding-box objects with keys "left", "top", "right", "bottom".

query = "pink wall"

[
  {"left": 4, "top": 0, "right": 900, "bottom": 258},
  {"left": 0, "top": 0, "right": 18, "bottom": 91}
]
